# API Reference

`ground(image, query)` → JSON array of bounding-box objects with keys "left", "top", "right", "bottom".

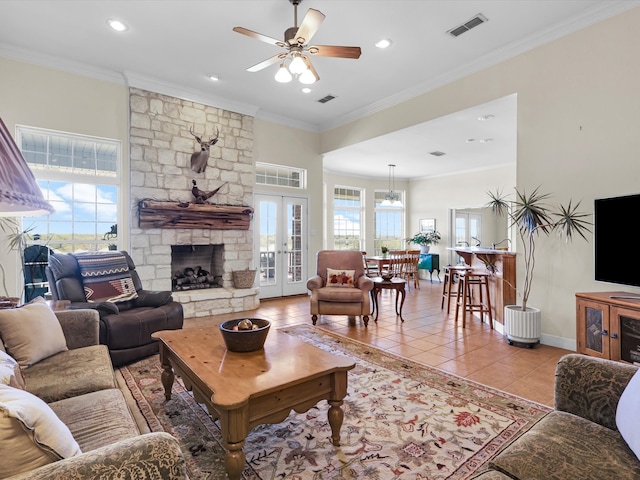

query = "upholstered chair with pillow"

[
  {"left": 46, "top": 250, "right": 183, "bottom": 367},
  {"left": 306, "top": 250, "right": 374, "bottom": 326}
]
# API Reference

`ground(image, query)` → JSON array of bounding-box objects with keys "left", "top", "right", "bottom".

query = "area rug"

[{"left": 118, "top": 325, "right": 551, "bottom": 479}]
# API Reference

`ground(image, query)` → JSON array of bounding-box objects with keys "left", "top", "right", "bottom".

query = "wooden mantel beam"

[{"left": 138, "top": 200, "right": 253, "bottom": 230}]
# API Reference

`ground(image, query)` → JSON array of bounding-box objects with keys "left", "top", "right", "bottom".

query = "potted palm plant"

[
  {"left": 407, "top": 231, "right": 441, "bottom": 254},
  {"left": 486, "top": 187, "right": 591, "bottom": 346}
]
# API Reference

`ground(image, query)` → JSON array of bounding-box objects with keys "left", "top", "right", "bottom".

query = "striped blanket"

[{"left": 74, "top": 252, "right": 138, "bottom": 303}]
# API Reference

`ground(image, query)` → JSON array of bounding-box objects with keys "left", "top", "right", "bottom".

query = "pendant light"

[{"left": 381, "top": 164, "right": 403, "bottom": 207}]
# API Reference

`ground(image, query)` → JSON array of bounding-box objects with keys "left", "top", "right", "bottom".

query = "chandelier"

[{"left": 381, "top": 164, "right": 403, "bottom": 207}]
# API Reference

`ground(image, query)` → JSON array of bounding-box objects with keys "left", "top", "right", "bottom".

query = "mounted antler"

[{"left": 189, "top": 126, "right": 220, "bottom": 173}]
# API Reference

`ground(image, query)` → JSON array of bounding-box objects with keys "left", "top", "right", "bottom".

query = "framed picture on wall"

[{"left": 420, "top": 218, "right": 435, "bottom": 233}]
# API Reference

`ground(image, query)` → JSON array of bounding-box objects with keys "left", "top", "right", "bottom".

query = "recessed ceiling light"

[
  {"left": 302, "top": 88, "right": 311, "bottom": 93},
  {"left": 479, "top": 138, "right": 494, "bottom": 143},
  {"left": 478, "top": 114, "right": 495, "bottom": 121},
  {"left": 107, "top": 19, "right": 128, "bottom": 32},
  {"left": 375, "top": 38, "right": 392, "bottom": 49},
  {"left": 208, "top": 74, "right": 219, "bottom": 81}
]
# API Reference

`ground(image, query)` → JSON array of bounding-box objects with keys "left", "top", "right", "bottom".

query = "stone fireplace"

[{"left": 127, "top": 88, "right": 259, "bottom": 319}]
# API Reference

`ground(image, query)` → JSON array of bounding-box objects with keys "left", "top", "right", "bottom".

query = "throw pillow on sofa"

[
  {"left": 0, "top": 350, "right": 25, "bottom": 389},
  {"left": 0, "top": 297, "right": 67, "bottom": 368},
  {"left": 0, "top": 384, "right": 81, "bottom": 478},
  {"left": 616, "top": 368, "right": 640, "bottom": 460}
]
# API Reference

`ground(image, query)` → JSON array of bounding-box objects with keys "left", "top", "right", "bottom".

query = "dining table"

[{"left": 365, "top": 255, "right": 390, "bottom": 273}]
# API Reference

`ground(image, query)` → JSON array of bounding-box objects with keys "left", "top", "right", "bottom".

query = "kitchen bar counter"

[{"left": 449, "top": 247, "right": 517, "bottom": 325}]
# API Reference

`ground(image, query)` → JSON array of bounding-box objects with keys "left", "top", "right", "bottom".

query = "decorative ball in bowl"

[{"left": 219, "top": 318, "right": 271, "bottom": 352}]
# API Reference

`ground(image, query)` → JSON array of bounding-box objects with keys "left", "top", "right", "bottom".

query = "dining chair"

[
  {"left": 404, "top": 250, "right": 421, "bottom": 290},
  {"left": 385, "top": 250, "right": 406, "bottom": 278}
]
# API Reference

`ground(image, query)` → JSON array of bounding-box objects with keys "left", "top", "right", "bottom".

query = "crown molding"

[
  {"left": 0, "top": 43, "right": 126, "bottom": 85},
  {"left": 123, "top": 72, "right": 260, "bottom": 117}
]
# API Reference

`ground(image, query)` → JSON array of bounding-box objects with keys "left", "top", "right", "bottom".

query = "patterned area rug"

[{"left": 119, "top": 324, "right": 551, "bottom": 479}]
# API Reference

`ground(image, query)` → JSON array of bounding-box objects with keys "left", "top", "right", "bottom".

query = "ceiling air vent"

[
  {"left": 317, "top": 95, "right": 336, "bottom": 104},
  {"left": 429, "top": 151, "right": 446, "bottom": 157},
  {"left": 447, "top": 13, "right": 488, "bottom": 37}
]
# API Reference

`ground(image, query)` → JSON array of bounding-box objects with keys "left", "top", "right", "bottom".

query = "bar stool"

[
  {"left": 441, "top": 265, "right": 473, "bottom": 313},
  {"left": 455, "top": 270, "right": 493, "bottom": 329}
]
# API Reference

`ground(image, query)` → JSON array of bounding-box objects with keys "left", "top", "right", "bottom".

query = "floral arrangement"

[{"left": 407, "top": 231, "right": 441, "bottom": 246}]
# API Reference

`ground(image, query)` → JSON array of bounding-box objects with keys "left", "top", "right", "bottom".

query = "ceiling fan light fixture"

[
  {"left": 299, "top": 67, "right": 316, "bottom": 84},
  {"left": 289, "top": 54, "right": 307, "bottom": 75},
  {"left": 275, "top": 63, "right": 293, "bottom": 83}
]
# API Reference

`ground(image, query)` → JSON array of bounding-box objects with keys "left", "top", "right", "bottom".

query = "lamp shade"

[{"left": 0, "top": 118, "right": 54, "bottom": 216}]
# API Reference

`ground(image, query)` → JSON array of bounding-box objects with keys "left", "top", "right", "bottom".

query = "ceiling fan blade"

[
  {"left": 233, "top": 26, "right": 287, "bottom": 48},
  {"left": 247, "top": 53, "right": 287, "bottom": 72},
  {"left": 293, "top": 8, "right": 325, "bottom": 45},
  {"left": 308, "top": 45, "right": 362, "bottom": 59}
]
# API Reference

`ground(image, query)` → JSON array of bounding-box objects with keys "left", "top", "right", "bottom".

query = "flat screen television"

[{"left": 594, "top": 193, "right": 640, "bottom": 287}]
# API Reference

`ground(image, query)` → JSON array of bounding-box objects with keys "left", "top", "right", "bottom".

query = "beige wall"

[
  {"left": 320, "top": 7, "right": 640, "bottom": 348},
  {"left": 253, "top": 119, "right": 322, "bottom": 276},
  {"left": 407, "top": 165, "right": 516, "bottom": 263},
  {"left": 0, "top": 57, "right": 129, "bottom": 297}
]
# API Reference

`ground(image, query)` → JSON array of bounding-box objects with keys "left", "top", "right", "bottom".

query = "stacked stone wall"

[{"left": 128, "top": 88, "right": 258, "bottom": 318}]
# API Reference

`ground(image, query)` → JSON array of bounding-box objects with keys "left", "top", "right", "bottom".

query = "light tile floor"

[{"left": 185, "top": 278, "right": 572, "bottom": 407}]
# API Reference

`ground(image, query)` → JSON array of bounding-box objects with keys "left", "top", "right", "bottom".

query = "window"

[
  {"left": 374, "top": 190, "right": 404, "bottom": 254},
  {"left": 255, "top": 162, "right": 305, "bottom": 189},
  {"left": 333, "top": 186, "right": 363, "bottom": 250},
  {"left": 17, "top": 126, "right": 121, "bottom": 254}
]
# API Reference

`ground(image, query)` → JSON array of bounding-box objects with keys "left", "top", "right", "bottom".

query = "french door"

[{"left": 254, "top": 194, "right": 308, "bottom": 298}]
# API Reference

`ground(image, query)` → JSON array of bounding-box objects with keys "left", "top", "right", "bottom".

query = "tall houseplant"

[{"left": 486, "top": 187, "right": 591, "bottom": 345}]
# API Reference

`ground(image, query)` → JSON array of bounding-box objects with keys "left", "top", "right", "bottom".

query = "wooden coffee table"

[{"left": 152, "top": 326, "right": 355, "bottom": 480}]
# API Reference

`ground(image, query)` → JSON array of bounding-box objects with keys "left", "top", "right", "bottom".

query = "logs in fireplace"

[
  {"left": 172, "top": 266, "right": 222, "bottom": 291},
  {"left": 171, "top": 244, "right": 224, "bottom": 292}
]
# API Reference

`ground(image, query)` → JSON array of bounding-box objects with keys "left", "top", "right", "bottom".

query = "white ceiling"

[{"left": 1, "top": 0, "right": 637, "bottom": 180}]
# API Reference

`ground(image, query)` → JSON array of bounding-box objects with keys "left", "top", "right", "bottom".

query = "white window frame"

[
  {"left": 374, "top": 189, "right": 405, "bottom": 254},
  {"left": 333, "top": 185, "right": 363, "bottom": 251},
  {"left": 16, "top": 125, "right": 122, "bottom": 254},
  {"left": 255, "top": 162, "right": 306, "bottom": 189}
]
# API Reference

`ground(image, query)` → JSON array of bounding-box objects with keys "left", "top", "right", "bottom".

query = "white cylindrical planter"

[
  {"left": 504, "top": 305, "right": 541, "bottom": 347},
  {"left": 420, "top": 245, "right": 430, "bottom": 254}
]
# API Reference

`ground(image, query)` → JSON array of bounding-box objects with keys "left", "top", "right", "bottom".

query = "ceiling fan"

[{"left": 233, "top": 0, "right": 361, "bottom": 85}]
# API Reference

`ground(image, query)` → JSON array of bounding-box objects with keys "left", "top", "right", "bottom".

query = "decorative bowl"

[
  {"left": 381, "top": 273, "right": 393, "bottom": 281},
  {"left": 219, "top": 318, "right": 271, "bottom": 352}
]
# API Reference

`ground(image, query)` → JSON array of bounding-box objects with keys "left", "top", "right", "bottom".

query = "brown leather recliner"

[
  {"left": 306, "top": 250, "right": 374, "bottom": 326},
  {"left": 46, "top": 250, "right": 183, "bottom": 367}
]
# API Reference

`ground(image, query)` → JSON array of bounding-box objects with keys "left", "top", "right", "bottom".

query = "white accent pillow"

[
  {"left": 0, "top": 297, "right": 68, "bottom": 368},
  {"left": 0, "top": 384, "right": 81, "bottom": 477},
  {"left": 616, "top": 368, "right": 640, "bottom": 460},
  {"left": 0, "top": 350, "right": 25, "bottom": 389},
  {"left": 327, "top": 268, "right": 355, "bottom": 287}
]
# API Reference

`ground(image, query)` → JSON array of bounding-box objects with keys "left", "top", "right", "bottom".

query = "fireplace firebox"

[{"left": 171, "top": 245, "right": 224, "bottom": 291}]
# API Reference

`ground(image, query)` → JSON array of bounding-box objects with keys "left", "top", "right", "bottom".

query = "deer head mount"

[{"left": 189, "top": 126, "right": 220, "bottom": 173}]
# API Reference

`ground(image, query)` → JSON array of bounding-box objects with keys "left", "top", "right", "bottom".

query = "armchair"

[
  {"left": 46, "top": 250, "right": 183, "bottom": 367},
  {"left": 307, "top": 250, "right": 373, "bottom": 326}
]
